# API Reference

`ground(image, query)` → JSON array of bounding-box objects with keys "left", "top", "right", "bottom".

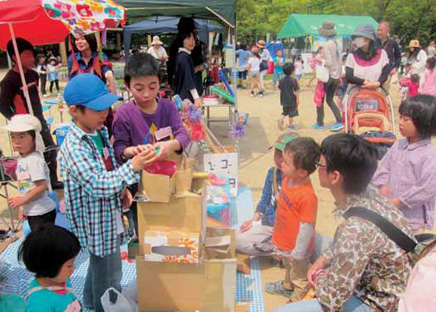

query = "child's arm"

[
  {"left": 294, "top": 80, "right": 300, "bottom": 106},
  {"left": 0, "top": 78, "right": 17, "bottom": 119},
  {"left": 7, "top": 180, "right": 48, "bottom": 209}
]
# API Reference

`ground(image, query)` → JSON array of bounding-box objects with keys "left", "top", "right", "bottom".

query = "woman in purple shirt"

[
  {"left": 373, "top": 95, "right": 436, "bottom": 233},
  {"left": 112, "top": 53, "right": 190, "bottom": 235}
]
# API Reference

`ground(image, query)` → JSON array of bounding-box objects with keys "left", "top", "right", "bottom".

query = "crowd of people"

[{"left": 0, "top": 14, "right": 436, "bottom": 312}]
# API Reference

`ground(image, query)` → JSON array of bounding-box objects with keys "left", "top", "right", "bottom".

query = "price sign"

[{"left": 203, "top": 153, "right": 238, "bottom": 197}]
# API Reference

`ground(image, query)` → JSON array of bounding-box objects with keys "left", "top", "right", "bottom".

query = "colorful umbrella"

[{"left": 0, "top": 0, "right": 125, "bottom": 114}]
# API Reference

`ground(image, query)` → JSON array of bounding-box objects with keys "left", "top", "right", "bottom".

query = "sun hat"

[
  {"left": 257, "top": 40, "right": 266, "bottom": 48},
  {"left": 351, "top": 23, "right": 376, "bottom": 41},
  {"left": 151, "top": 36, "right": 163, "bottom": 46},
  {"left": 407, "top": 39, "right": 421, "bottom": 49},
  {"left": 318, "top": 21, "right": 337, "bottom": 37},
  {"left": 3, "top": 114, "right": 45, "bottom": 153},
  {"left": 64, "top": 74, "right": 122, "bottom": 110},
  {"left": 274, "top": 131, "right": 300, "bottom": 151},
  {"left": 251, "top": 45, "right": 259, "bottom": 53}
]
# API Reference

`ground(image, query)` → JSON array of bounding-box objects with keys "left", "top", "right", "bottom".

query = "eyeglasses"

[{"left": 315, "top": 161, "right": 327, "bottom": 168}]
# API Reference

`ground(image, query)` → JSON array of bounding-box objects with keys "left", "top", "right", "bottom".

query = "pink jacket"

[{"left": 398, "top": 244, "right": 436, "bottom": 312}]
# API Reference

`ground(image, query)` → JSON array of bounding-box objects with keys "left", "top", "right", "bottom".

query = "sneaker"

[
  {"left": 251, "top": 92, "right": 256, "bottom": 98},
  {"left": 330, "top": 122, "right": 344, "bottom": 132},
  {"left": 312, "top": 123, "right": 326, "bottom": 131},
  {"left": 265, "top": 281, "right": 293, "bottom": 298},
  {"left": 287, "top": 125, "right": 296, "bottom": 130},
  {"left": 258, "top": 92, "right": 264, "bottom": 98}
]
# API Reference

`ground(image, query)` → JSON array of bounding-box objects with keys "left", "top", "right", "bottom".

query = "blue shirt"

[
  {"left": 26, "top": 279, "right": 80, "bottom": 312},
  {"left": 58, "top": 121, "right": 139, "bottom": 257},
  {"left": 255, "top": 166, "right": 283, "bottom": 226},
  {"left": 273, "top": 57, "right": 285, "bottom": 73},
  {"left": 235, "top": 49, "right": 252, "bottom": 68}
]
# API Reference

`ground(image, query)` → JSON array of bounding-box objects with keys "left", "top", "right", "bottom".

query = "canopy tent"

[
  {"left": 115, "top": 0, "right": 235, "bottom": 28},
  {"left": 123, "top": 17, "right": 223, "bottom": 56},
  {"left": 277, "top": 14, "right": 378, "bottom": 38}
]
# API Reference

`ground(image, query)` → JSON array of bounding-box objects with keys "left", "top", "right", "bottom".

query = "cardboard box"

[
  {"left": 137, "top": 192, "right": 207, "bottom": 255},
  {"left": 138, "top": 155, "right": 194, "bottom": 203},
  {"left": 137, "top": 227, "right": 236, "bottom": 312},
  {"left": 143, "top": 230, "right": 200, "bottom": 263}
]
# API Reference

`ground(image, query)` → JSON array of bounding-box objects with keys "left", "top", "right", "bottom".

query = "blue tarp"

[{"left": 123, "top": 16, "right": 223, "bottom": 57}]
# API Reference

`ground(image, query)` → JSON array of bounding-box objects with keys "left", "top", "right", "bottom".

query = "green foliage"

[{"left": 236, "top": 0, "right": 436, "bottom": 46}]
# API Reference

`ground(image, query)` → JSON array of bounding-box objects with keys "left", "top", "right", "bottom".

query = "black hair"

[
  {"left": 124, "top": 52, "right": 160, "bottom": 86},
  {"left": 75, "top": 105, "right": 87, "bottom": 113},
  {"left": 27, "top": 130, "right": 36, "bottom": 140},
  {"left": 321, "top": 133, "right": 378, "bottom": 195},
  {"left": 410, "top": 74, "right": 420, "bottom": 83},
  {"left": 284, "top": 137, "right": 321, "bottom": 174},
  {"left": 283, "top": 62, "right": 294, "bottom": 76},
  {"left": 399, "top": 95, "right": 436, "bottom": 139},
  {"left": 37, "top": 54, "right": 46, "bottom": 61},
  {"left": 7, "top": 38, "right": 35, "bottom": 59},
  {"left": 18, "top": 225, "right": 81, "bottom": 279},
  {"left": 427, "top": 57, "right": 436, "bottom": 70},
  {"left": 177, "top": 17, "right": 196, "bottom": 33},
  {"left": 179, "top": 31, "right": 195, "bottom": 42}
]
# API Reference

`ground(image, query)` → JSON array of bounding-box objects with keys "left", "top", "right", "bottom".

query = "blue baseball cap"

[{"left": 63, "top": 74, "right": 121, "bottom": 110}]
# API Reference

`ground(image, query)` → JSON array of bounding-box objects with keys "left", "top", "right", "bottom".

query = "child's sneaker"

[
  {"left": 258, "top": 91, "right": 264, "bottom": 98},
  {"left": 287, "top": 125, "right": 296, "bottom": 130},
  {"left": 265, "top": 281, "right": 293, "bottom": 298},
  {"left": 312, "top": 123, "right": 326, "bottom": 131},
  {"left": 330, "top": 122, "right": 344, "bottom": 132},
  {"left": 251, "top": 92, "right": 256, "bottom": 98}
]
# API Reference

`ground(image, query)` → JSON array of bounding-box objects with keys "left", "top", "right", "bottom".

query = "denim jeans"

[
  {"left": 272, "top": 295, "right": 373, "bottom": 312},
  {"left": 83, "top": 239, "right": 122, "bottom": 312},
  {"left": 273, "top": 72, "right": 283, "bottom": 86}
]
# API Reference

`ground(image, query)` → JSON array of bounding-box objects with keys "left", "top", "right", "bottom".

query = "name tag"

[
  {"left": 17, "top": 171, "right": 31, "bottom": 180},
  {"left": 155, "top": 126, "right": 173, "bottom": 141}
]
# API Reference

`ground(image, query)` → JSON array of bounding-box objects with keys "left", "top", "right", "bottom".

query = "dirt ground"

[{"left": 0, "top": 68, "right": 434, "bottom": 311}]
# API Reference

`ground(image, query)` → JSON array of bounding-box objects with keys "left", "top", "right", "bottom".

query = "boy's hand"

[
  {"left": 389, "top": 197, "right": 401, "bottom": 208},
  {"left": 308, "top": 255, "right": 329, "bottom": 286},
  {"left": 8, "top": 196, "right": 26, "bottom": 209},
  {"left": 131, "top": 147, "right": 158, "bottom": 172},
  {"left": 379, "top": 185, "right": 391, "bottom": 198},
  {"left": 154, "top": 141, "right": 170, "bottom": 161},
  {"left": 194, "top": 98, "right": 203, "bottom": 107},
  {"left": 239, "top": 220, "right": 253, "bottom": 233}
]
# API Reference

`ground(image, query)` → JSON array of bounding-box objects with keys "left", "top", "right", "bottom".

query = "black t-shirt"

[
  {"left": 279, "top": 76, "right": 299, "bottom": 106},
  {"left": 0, "top": 69, "right": 43, "bottom": 120}
]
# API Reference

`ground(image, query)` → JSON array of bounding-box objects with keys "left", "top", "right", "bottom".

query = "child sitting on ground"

[
  {"left": 18, "top": 225, "right": 82, "bottom": 311},
  {"left": 278, "top": 63, "right": 300, "bottom": 130},
  {"left": 373, "top": 95, "right": 436, "bottom": 234},
  {"left": 266, "top": 137, "right": 321, "bottom": 302},
  {"left": 236, "top": 132, "right": 299, "bottom": 256},
  {"left": 4, "top": 114, "right": 56, "bottom": 231},
  {"left": 113, "top": 52, "right": 190, "bottom": 235}
]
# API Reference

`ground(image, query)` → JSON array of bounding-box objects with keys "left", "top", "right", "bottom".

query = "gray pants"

[
  {"left": 83, "top": 240, "right": 122, "bottom": 312},
  {"left": 236, "top": 225, "right": 274, "bottom": 256}
]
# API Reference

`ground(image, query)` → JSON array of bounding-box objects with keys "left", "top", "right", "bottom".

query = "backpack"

[{"left": 343, "top": 207, "right": 436, "bottom": 265}]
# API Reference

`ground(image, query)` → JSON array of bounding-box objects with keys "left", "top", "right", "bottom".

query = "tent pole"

[
  {"left": 8, "top": 23, "right": 33, "bottom": 115},
  {"left": 205, "top": 6, "right": 234, "bottom": 28}
]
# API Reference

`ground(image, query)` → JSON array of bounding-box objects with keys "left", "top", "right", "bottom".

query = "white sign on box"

[{"left": 203, "top": 153, "right": 238, "bottom": 197}]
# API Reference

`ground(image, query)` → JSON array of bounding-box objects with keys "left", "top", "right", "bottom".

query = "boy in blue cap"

[{"left": 58, "top": 74, "right": 158, "bottom": 312}]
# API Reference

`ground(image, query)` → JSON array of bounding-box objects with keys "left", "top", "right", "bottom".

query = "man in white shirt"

[{"left": 147, "top": 36, "right": 168, "bottom": 61}]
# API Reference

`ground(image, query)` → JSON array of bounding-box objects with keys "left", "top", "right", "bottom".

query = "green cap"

[{"left": 274, "top": 131, "right": 300, "bottom": 151}]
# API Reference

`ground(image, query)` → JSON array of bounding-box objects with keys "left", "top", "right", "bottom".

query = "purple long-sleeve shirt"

[
  {"left": 373, "top": 138, "right": 436, "bottom": 231},
  {"left": 112, "top": 99, "right": 190, "bottom": 164}
]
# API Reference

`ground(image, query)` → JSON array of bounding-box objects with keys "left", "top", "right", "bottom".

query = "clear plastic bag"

[{"left": 100, "top": 287, "right": 136, "bottom": 312}]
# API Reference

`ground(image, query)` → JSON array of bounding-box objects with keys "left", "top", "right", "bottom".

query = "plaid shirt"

[{"left": 58, "top": 121, "right": 140, "bottom": 257}]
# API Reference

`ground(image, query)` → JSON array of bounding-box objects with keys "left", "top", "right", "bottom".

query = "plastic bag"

[
  {"left": 145, "top": 160, "right": 177, "bottom": 178},
  {"left": 316, "top": 62, "right": 330, "bottom": 83},
  {"left": 101, "top": 287, "right": 136, "bottom": 312}
]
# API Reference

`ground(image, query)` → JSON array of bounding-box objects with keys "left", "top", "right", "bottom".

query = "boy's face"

[
  {"left": 52, "top": 257, "right": 76, "bottom": 284},
  {"left": 281, "top": 151, "right": 307, "bottom": 180},
  {"left": 11, "top": 131, "right": 35, "bottom": 156},
  {"left": 274, "top": 149, "right": 283, "bottom": 170},
  {"left": 14, "top": 50, "right": 35, "bottom": 69},
  {"left": 276, "top": 50, "right": 282, "bottom": 57},
  {"left": 125, "top": 76, "right": 160, "bottom": 108},
  {"left": 69, "top": 106, "right": 109, "bottom": 134},
  {"left": 399, "top": 114, "right": 419, "bottom": 139}
]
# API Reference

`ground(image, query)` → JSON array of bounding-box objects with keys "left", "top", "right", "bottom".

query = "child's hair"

[
  {"left": 426, "top": 57, "right": 436, "bottom": 70},
  {"left": 411, "top": 74, "right": 420, "bottom": 83},
  {"left": 49, "top": 57, "right": 58, "bottom": 66},
  {"left": 18, "top": 225, "right": 81, "bottom": 279},
  {"left": 399, "top": 94, "right": 436, "bottom": 139},
  {"left": 284, "top": 137, "right": 320, "bottom": 174},
  {"left": 37, "top": 54, "right": 46, "bottom": 62},
  {"left": 321, "top": 133, "right": 378, "bottom": 195},
  {"left": 283, "top": 63, "right": 294, "bottom": 76},
  {"left": 27, "top": 130, "right": 36, "bottom": 140},
  {"left": 124, "top": 52, "right": 160, "bottom": 86},
  {"left": 7, "top": 38, "right": 35, "bottom": 59}
]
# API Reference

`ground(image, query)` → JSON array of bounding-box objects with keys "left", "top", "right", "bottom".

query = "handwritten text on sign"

[{"left": 203, "top": 153, "right": 238, "bottom": 197}]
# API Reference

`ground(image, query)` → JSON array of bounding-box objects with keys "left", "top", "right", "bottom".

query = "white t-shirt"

[
  {"left": 295, "top": 62, "right": 304, "bottom": 75},
  {"left": 248, "top": 57, "right": 261, "bottom": 71},
  {"left": 16, "top": 151, "right": 56, "bottom": 216},
  {"left": 346, "top": 49, "right": 389, "bottom": 82},
  {"left": 147, "top": 46, "right": 168, "bottom": 60}
]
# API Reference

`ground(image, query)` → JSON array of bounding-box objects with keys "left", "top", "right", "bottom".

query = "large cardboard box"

[{"left": 137, "top": 227, "right": 236, "bottom": 312}]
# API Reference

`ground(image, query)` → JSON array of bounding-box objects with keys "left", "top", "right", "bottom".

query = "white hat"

[
  {"left": 151, "top": 36, "right": 163, "bottom": 46},
  {"left": 3, "top": 114, "right": 45, "bottom": 153}
]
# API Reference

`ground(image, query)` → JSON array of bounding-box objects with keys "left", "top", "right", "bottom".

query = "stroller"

[{"left": 344, "top": 86, "right": 396, "bottom": 159}]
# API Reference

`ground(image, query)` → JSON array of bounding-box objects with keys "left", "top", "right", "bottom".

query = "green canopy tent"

[
  {"left": 278, "top": 14, "right": 378, "bottom": 38},
  {"left": 116, "top": 0, "right": 235, "bottom": 28}
]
